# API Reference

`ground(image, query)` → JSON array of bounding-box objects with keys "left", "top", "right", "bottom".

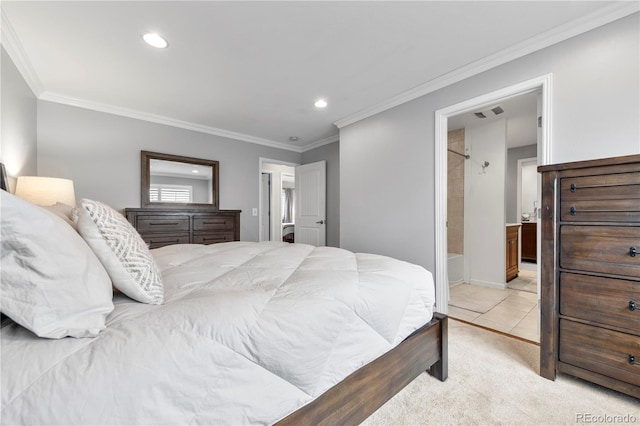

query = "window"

[
  {"left": 150, "top": 184, "right": 193, "bottom": 203},
  {"left": 282, "top": 188, "right": 295, "bottom": 223}
]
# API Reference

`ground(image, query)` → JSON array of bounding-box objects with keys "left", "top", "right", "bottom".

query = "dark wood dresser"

[
  {"left": 538, "top": 154, "right": 640, "bottom": 399},
  {"left": 125, "top": 208, "right": 241, "bottom": 249}
]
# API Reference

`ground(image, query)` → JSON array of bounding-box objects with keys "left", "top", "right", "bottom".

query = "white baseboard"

[{"left": 469, "top": 279, "right": 506, "bottom": 290}]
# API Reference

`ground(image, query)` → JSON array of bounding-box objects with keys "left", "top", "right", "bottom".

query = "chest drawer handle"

[
  {"left": 570, "top": 206, "right": 576, "bottom": 216},
  {"left": 630, "top": 355, "right": 637, "bottom": 365},
  {"left": 631, "top": 247, "right": 637, "bottom": 257},
  {"left": 570, "top": 183, "right": 576, "bottom": 192},
  {"left": 630, "top": 301, "right": 637, "bottom": 311}
]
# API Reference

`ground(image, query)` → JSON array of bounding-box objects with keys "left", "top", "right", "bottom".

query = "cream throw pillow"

[
  {"left": 0, "top": 191, "right": 114, "bottom": 338},
  {"left": 77, "top": 199, "right": 164, "bottom": 304},
  {"left": 42, "top": 202, "right": 78, "bottom": 230}
]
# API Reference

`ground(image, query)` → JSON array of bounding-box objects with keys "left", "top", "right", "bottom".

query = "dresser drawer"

[
  {"left": 561, "top": 172, "right": 640, "bottom": 222},
  {"left": 142, "top": 234, "right": 190, "bottom": 249},
  {"left": 193, "top": 216, "right": 235, "bottom": 231},
  {"left": 136, "top": 215, "right": 190, "bottom": 233},
  {"left": 193, "top": 232, "right": 235, "bottom": 245},
  {"left": 560, "top": 225, "right": 640, "bottom": 277},
  {"left": 559, "top": 320, "right": 640, "bottom": 386},
  {"left": 126, "top": 208, "right": 240, "bottom": 247},
  {"left": 560, "top": 272, "right": 640, "bottom": 332}
]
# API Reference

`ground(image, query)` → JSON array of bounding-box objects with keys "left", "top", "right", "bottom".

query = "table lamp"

[{"left": 14, "top": 176, "right": 77, "bottom": 207}]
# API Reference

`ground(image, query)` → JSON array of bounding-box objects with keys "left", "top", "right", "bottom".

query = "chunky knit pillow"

[{"left": 77, "top": 199, "right": 164, "bottom": 304}]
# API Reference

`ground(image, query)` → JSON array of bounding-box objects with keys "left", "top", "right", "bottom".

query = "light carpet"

[{"left": 362, "top": 319, "right": 639, "bottom": 425}]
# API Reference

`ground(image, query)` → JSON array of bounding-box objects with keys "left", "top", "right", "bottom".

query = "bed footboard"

[{"left": 275, "top": 313, "right": 448, "bottom": 426}]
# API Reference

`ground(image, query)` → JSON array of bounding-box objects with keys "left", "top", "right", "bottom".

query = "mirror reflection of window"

[
  {"left": 150, "top": 184, "right": 193, "bottom": 203},
  {"left": 149, "top": 159, "right": 212, "bottom": 204}
]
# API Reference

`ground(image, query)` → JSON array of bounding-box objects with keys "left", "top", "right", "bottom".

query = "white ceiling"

[
  {"left": 2, "top": 1, "right": 636, "bottom": 152},
  {"left": 448, "top": 91, "right": 539, "bottom": 149}
]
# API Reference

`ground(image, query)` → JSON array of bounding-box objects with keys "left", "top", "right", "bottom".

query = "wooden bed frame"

[{"left": 276, "top": 313, "right": 448, "bottom": 426}]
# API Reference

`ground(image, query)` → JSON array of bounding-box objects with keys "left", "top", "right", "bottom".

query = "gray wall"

[
  {"left": 302, "top": 141, "right": 339, "bottom": 248},
  {"left": 36, "top": 101, "right": 301, "bottom": 241},
  {"left": 1, "top": 46, "right": 37, "bottom": 190},
  {"left": 506, "top": 144, "right": 537, "bottom": 224},
  {"left": 340, "top": 13, "right": 639, "bottom": 271}
]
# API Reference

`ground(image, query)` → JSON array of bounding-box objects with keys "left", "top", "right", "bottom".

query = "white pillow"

[
  {"left": 0, "top": 191, "right": 114, "bottom": 338},
  {"left": 77, "top": 199, "right": 164, "bottom": 304},
  {"left": 42, "top": 202, "right": 78, "bottom": 230}
]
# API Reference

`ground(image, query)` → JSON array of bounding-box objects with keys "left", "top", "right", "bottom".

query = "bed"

[{"left": 0, "top": 190, "right": 447, "bottom": 425}]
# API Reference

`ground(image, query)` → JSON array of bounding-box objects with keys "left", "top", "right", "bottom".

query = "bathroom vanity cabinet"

[
  {"left": 506, "top": 224, "right": 520, "bottom": 282},
  {"left": 521, "top": 222, "right": 537, "bottom": 262},
  {"left": 538, "top": 154, "right": 640, "bottom": 399}
]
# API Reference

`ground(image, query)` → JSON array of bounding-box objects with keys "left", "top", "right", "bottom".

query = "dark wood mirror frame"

[{"left": 141, "top": 151, "right": 219, "bottom": 209}]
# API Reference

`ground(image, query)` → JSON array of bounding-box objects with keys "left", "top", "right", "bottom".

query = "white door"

[{"left": 295, "top": 161, "right": 326, "bottom": 246}]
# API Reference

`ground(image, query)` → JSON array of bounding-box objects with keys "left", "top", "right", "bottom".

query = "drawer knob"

[
  {"left": 630, "top": 301, "right": 637, "bottom": 311},
  {"left": 631, "top": 246, "right": 637, "bottom": 257},
  {"left": 630, "top": 355, "right": 637, "bottom": 365},
  {"left": 570, "top": 183, "right": 576, "bottom": 192},
  {"left": 570, "top": 206, "right": 576, "bottom": 216}
]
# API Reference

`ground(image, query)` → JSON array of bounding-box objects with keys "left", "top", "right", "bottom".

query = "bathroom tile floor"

[{"left": 448, "top": 264, "right": 539, "bottom": 343}]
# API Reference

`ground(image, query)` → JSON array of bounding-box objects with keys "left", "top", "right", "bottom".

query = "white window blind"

[{"left": 150, "top": 184, "right": 193, "bottom": 203}]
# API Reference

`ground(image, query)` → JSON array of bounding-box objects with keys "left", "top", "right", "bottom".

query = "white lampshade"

[{"left": 15, "top": 176, "right": 77, "bottom": 207}]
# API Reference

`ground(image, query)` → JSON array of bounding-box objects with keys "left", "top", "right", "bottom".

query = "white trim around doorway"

[
  {"left": 433, "top": 74, "right": 553, "bottom": 314},
  {"left": 258, "top": 157, "right": 299, "bottom": 242}
]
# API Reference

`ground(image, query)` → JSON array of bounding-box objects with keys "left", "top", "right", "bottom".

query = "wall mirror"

[{"left": 141, "top": 151, "right": 219, "bottom": 208}]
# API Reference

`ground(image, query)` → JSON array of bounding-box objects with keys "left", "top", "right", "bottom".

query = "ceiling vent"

[{"left": 474, "top": 105, "right": 504, "bottom": 119}]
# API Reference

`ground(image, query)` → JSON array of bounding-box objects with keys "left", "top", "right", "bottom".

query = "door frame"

[
  {"left": 433, "top": 74, "right": 553, "bottom": 314},
  {"left": 517, "top": 157, "right": 538, "bottom": 269},
  {"left": 259, "top": 157, "right": 299, "bottom": 242},
  {"left": 261, "top": 172, "right": 272, "bottom": 242},
  {"left": 517, "top": 157, "right": 539, "bottom": 227}
]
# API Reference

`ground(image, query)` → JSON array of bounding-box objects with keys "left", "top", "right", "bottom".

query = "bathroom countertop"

[{"left": 506, "top": 223, "right": 521, "bottom": 227}]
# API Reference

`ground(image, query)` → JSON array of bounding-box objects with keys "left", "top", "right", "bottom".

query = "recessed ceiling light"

[
  {"left": 143, "top": 33, "right": 168, "bottom": 49},
  {"left": 192, "top": 169, "right": 199, "bottom": 173},
  {"left": 289, "top": 136, "right": 299, "bottom": 142},
  {"left": 314, "top": 99, "right": 328, "bottom": 108}
]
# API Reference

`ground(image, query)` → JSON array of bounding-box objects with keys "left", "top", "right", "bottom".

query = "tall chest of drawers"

[
  {"left": 125, "top": 208, "right": 241, "bottom": 249},
  {"left": 538, "top": 154, "right": 640, "bottom": 398}
]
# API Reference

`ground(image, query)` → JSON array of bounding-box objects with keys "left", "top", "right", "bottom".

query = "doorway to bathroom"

[{"left": 434, "top": 76, "right": 551, "bottom": 343}]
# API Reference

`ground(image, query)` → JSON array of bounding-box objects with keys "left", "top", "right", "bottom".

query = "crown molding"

[
  {"left": 0, "top": 8, "right": 43, "bottom": 96},
  {"left": 334, "top": 2, "right": 639, "bottom": 129},
  {"left": 6, "top": 2, "right": 636, "bottom": 151},
  {"left": 39, "top": 92, "right": 304, "bottom": 153},
  {"left": 300, "top": 134, "right": 340, "bottom": 153}
]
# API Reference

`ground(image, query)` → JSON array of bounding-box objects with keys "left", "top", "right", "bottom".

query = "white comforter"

[{"left": 1, "top": 241, "right": 434, "bottom": 425}]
